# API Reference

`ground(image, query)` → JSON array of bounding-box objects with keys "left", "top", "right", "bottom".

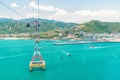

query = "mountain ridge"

[
  {"left": 0, "top": 18, "right": 120, "bottom": 34},
  {"left": 0, "top": 18, "right": 77, "bottom": 34}
]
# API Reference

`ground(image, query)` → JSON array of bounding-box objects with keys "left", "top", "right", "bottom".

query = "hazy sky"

[{"left": 0, "top": 0, "right": 120, "bottom": 23}]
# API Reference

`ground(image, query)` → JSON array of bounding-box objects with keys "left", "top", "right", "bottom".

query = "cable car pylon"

[
  {"left": 28, "top": 0, "right": 46, "bottom": 71},
  {"left": 29, "top": 20, "right": 46, "bottom": 71}
]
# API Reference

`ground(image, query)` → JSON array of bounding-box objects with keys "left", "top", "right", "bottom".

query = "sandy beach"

[
  {"left": 107, "top": 39, "right": 120, "bottom": 42},
  {"left": 0, "top": 37, "right": 31, "bottom": 40}
]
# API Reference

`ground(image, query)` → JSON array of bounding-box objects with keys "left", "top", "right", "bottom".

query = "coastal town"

[{"left": 0, "top": 32, "right": 120, "bottom": 42}]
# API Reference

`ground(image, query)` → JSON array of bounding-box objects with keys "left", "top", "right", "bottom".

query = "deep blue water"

[{"left": 0, "top": 40, "right": 120, "bottom": 80}]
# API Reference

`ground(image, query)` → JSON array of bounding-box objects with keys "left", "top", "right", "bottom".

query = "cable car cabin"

[
  {"left": 29, "top": 61, "right": 45, "bottom": 71},
  {"left": 26, "top": 23, "right": 31, "bottom": 27},
  {"left": 29, "top": 51, "right": 46, "bottom": 71}
]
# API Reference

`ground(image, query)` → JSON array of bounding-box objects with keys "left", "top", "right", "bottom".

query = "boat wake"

[
  {"left": 111, "top": 53, "right": 120, "bottom": 61},
  {"left": 94, "top": 46, "right": 110, "bottom": 49},
  {"left": 0, "top": 54, "right": 28, "bottom": 60},
  {"left": 63, "top": 51, "right": 72, "bottom": 56},
  {"left": 90, "top": 45, "right": 120, "bottom": 49}
]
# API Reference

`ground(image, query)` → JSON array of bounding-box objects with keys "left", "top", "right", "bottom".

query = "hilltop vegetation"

[
  {"left": 0, "top": 18, "right": 120, "bottom": 35},
  {"left": 81, "top": 20, "right": 120, "bottom": 33},
  {"left": 0, "top": 18, "right": 77, "bottom": 34}
]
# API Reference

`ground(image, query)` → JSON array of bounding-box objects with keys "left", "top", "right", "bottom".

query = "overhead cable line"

[
  {"left": 38, "top": 0, "right": 40, "bottom": 21},
  {"left": 0, "top": 1, "right": 25, "bottom": 18}
]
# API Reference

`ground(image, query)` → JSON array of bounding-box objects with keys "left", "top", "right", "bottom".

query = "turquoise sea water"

[{"left": 0, "top": 40, "right": 120, "bottom": 80}]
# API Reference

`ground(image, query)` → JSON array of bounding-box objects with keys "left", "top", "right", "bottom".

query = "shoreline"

[
  {"left": 106, "top": 39, "right": 120, "bottom": 42},
  {"left": 0, "top": 37, "right": 31, "bottom": 40},
  {"left": 1, "top": 37, "right": 120, "bottom": 42}
]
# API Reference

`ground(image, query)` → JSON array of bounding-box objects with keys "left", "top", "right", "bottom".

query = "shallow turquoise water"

[{"left": 0, "top": 40, "right": 120, "bottom": 80}]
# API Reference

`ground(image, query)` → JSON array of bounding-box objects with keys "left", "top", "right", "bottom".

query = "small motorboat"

[
  {"left": 90, "top": 46, "right": 95, "bottom": 49},
  {"left": 66, "top": 53, "right": 72, "bottom": 57}
]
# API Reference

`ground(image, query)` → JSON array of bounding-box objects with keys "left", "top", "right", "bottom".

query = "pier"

[
  {"left": 28, "top": 0, "right": 46, "bottom": 71},
  {"left": 54, "top": 41, "right": 94, "bottom": 45}
]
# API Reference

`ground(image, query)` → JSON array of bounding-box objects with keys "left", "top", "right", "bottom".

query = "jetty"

[{"left": 54, "top": 41, "right": 94, "bottom": 45}]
